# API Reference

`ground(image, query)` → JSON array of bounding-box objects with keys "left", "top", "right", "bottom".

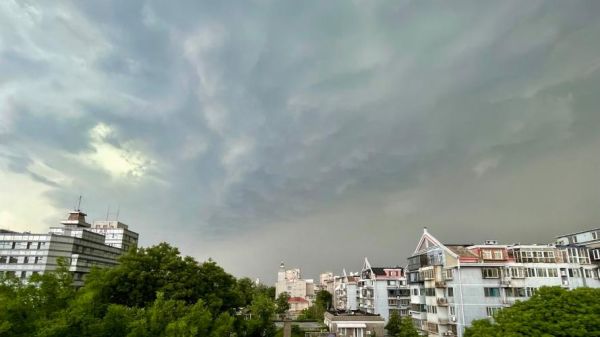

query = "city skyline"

[{"left": 2, "top": 1, "right": 600, "bottom": 283}]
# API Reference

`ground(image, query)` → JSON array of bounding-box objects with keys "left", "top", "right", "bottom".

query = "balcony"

[
  {"left": 436, "top": 298, "right": 449, "bottom": 306},
  {"left": 435, "top": 281, "right": 447, "bottom": 288}
]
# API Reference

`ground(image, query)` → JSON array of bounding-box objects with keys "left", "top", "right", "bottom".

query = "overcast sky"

[{"left": 1, "top": 0, "right": 600, "bottom": 283}]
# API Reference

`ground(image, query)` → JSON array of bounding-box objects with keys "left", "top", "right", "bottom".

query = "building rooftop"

[
  {"left": 555, "top": 227, "right": 600, "bottom": 238},
  {"left": 446, "top": 245, "right": 479, "bottom": 259},
  {"left": 326, "top": 309, "right": 383, "bottom": 318}
]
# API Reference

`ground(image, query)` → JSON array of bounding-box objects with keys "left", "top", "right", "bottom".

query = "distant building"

[
  {"left": 357, "top": 258, "right": 410, "bottom": 322},
  {"left": 324, "top": 309, "right": 385, "bottom": 337},
  {"left": 89, "top": 220, "right": 139, "bottom": 251},
  {"left": 334, "top": 271, "right": 359, "bottom": 311},
  {"left": 276, "top": 262, "right": 315, "bottom": 317},
  {"left": 407, "top": 228, "right": 600, "bottom": 337},
  {"left": 0, "top": 209, "right": 138, "bottom": 287},
  {"left": 556, "top": 228, "right": 600, "bottom": 264}
]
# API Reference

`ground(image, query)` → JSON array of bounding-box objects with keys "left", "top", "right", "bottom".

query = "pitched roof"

[{"left": 446, "top": 245, "right": 479, "bottom": 259}]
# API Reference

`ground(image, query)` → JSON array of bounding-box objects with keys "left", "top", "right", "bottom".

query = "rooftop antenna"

[
  {"left": 76, "top": 195, "right": 82, "bottom": 211},
  {"left": 115, "top": 204, "right": 120, "bottom": 221},
  {"left": 106, "top": 205, "right": 111, "bottom": 221}
]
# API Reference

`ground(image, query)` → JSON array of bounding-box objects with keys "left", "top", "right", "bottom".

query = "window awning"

[{"left": 337, "top": 323, "right": 367, "bottom": 328}]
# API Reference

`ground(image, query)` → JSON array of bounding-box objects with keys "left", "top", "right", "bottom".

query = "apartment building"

[
  {"left": 89, "top": 220, "right": 139, "bottom": 251},
  {"left": 334, "top": 271, "right": 359, "bottom": 311},
  {"left": 357, "top": 258, "right": 410, "bottom": 322},
  {"left": 0, "top": 209, "right": 138, "bottom": 287},
  {"left": 324, "top": 310, "right": 386, "bottom": 337},
  {"left": 275, "top": 262, "right": 315, "bottom": 317},
  {"left": 407, "top": 228, "right": 600, "bottom": 337},
  {"left": 556, "top": 228, "right": 600, "bottom": 264}
]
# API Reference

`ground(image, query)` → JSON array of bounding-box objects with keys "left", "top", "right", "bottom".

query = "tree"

[
  {"left": 397, "top": 316, "right": 420, "bottom": 337},
  {"left": 385, "top": 311, "right": 402, "bottom": 336},
  {"left": 275, "top": 292, "right": 290, "bottom": 315},
  {"left": 296, "top": 290, "right": 332, "bottom": 321},
  {"left": 246, "top": 293, "right": 277, "bottom": 337},
  {"left": 464, "top": 286, "right": 600, "bottom": 337}
]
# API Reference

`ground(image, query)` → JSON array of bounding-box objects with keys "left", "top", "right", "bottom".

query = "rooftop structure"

[{"left": 0, "top": 209, "right": 138, "bottom": 287}]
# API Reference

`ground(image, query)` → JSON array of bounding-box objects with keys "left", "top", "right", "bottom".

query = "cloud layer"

[{"left": 1, "top": 0, "right": 600, "bottom": 282}]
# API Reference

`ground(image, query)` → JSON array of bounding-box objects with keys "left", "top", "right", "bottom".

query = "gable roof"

[{"left": 413, "top": 228, "right": 459, "bottom": 258}]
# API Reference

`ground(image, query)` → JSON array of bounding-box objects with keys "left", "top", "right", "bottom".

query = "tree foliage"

[
  {"left": 385, "top": 312, "right": 419, "bottom": 337},
  {"left": 464, "top": 286, "right": 600, "bottom": 337},
  {"left": 297, "top": 290, "right": 332, "bottom": 321},
  {"left": 0, "top": 242, "right": 278, "bottom": 337},
  {"left": 275, "top": 292, "right": 291, "bottom": 315}
]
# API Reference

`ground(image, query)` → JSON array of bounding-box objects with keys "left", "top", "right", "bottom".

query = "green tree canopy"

[
  {"left": 464, "top": 286, "right": 600, "bottom": 337},
  {"left": 0, "top": 242, "right": 277, "bottom": 337}
]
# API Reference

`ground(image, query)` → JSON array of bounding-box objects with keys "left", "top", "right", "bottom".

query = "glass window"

[
  {"left": 482, "top": 268, "right": 500, "bottom": 278},
  {"left": 484, "top": 287, "right": 500, "bottom": 297},
  {"left": 447, "top": 287, "right": 454, "bottom": 297}
]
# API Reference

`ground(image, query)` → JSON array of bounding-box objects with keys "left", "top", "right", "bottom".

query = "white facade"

[
  {"left": 335, "top": 272, "right": 359, "bottom": 311},
  {"left": 0, "top": 210, "right": 138, "bottom": 287},
  {"left": 357, "top": 258, "right": 410, "bottom": 322},
  {"left": 407, "top": 229, "right": 600, "bottom": 337},
  {"left": 275, "top": 262, "right": 315, "bottom": 316}
]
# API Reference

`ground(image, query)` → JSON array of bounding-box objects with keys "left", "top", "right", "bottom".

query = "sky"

[{"left": 1, "top": 0, "right": 600, "bottom": 283}]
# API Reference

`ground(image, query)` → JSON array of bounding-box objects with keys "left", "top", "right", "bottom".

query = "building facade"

[
  {"left": 324, "top": 310, "right": 385, "bottom": 337},
  {"left": 407, "top": 229, "right": 600, "bottom": 337},
  {"left": 357, "top": 258, "right": 410, "bottom": 322},
  {"left": 0, "top": 210, "right": 138, "bottom": 287},
  {"left": 275, "top": 262, "right": 315, "bottom": 317},
  {"left": 335, "top": 271, "right": 359, "bottom": 311}
]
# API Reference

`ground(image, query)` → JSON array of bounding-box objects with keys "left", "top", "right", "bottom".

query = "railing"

[{"left": 436, "top": 298, "right": 449, "bottom": 306}]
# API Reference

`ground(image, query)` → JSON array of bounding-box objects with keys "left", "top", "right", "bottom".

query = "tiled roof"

[
  {"left": 288, "top": 297, "right": 309, "bottom": 303},
  {"left": 446, "top": 245, "right": 479, "bottom": 259}
]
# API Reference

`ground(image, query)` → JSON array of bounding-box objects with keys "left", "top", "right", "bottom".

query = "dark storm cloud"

[{"left": 1, "top": 0, "right": 600, "bottom": 281}]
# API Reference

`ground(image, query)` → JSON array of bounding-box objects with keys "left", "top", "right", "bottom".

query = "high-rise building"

[
  {"left": 275, "top": 262, "right": 315, "bottom": 317},
  {"left": 407, "top": 228, "right": 600, "bottom": 337},
  {"left": 357, "top": 258, "right": 410, "bottom": 322},
  {"left": 0, "top": 209, "right": 138, "bottom": 287}
]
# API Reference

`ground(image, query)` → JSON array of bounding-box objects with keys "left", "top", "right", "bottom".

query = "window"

[
  {"left": 510, "top": 268, "right": 525, "bottom": 278},
  {"left": 592, "top": 249, "right": 600, "bottom": 260},
  {"left": 449, "top": 306, "right": 456, "bottom": 316},
  {"left": 482, "top": 268, "right": 500, "bottom": 278},
  {"left": 593, "top": 231, "right": 598, "bottom": 240},
  {"left": 20, "top": 271, "right": 27, "bottom": 279},
  {"left": 572, "top": 236, "right": 578, "bottom": 243},
  {"left": 547, "top": 268, "right": 558, "bottom": 277},
  {"left": 482, "top": 250, "right": 492, "bottom": 260},
  {"left": 484, "top": 287, "right": 501, "bottom": 297},
  {"left": 424, "top": 288, "right": 436, "bottom": 296},
  {"left": 8, "top": 256, "right": 17, "bottom": 264},
  {"left": 526, "top": 268, "right": 536, "bottom": 277},
  {"left": 447, "top": 287, "right": 454, "bottom": 297},
  {"left": 412, "top": 288, "right": 419, "bottom": 296},
  {"left": 486, "top": 307, "right": 501, "bottom": 317},
  {"left": 444, "top": 269, "right": 453, "bottom": 280},
  {"left": 536, "top": 268, "right": 547, "bottom": 277},
  {"left": 584, "top": 269, "right": 593, "bottom": 278},
  {"left": 426, "top": 305, "right": 437, "bottom": 314},
  {"left": 493, "top": 250, "right": 503, "bottom": 260}
]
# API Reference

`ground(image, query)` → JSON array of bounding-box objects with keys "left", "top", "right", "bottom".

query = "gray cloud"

[{"left": 1, "top": 0, "right": 600, "bottom": 282}]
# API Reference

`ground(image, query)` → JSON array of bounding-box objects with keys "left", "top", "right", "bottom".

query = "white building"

[
  {"left": 407, "top": 228, "right": 600, "bottom": 337},
  {"left": 334, "top": 270, "right": 359, "bottom": 311},
  {"left": 89, "top": 220, "right": 139, "bottom": 251},
  {"left": 0, "top": 209, "right": 138, "bottom": 287},
  {"left": 275, "top": 262, "right": 315, "bottom": 317},
  {"left": 357, "top": 258, "right": 410, "bottom": 322}
]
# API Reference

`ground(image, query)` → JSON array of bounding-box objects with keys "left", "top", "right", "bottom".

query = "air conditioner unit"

[{"left": 450, "top": 316, "right": 456, "bottom": 322}]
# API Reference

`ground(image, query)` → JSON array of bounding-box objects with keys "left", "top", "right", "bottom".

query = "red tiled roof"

[{"left": 288, "top": 297, "right": 309, "bottom": 303}]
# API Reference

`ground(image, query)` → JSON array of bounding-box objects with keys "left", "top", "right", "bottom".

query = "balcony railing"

[{"left": 436, "top": 298, "right": 449, "bottom": 306}]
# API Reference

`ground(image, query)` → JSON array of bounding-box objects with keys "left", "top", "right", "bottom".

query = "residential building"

[
  {"left": 0, "top": 209, "right": 138, "bottom": 287},
  {"left": 276, "top": 262, "right": 315, "bottom": 317},
  {"left": 407, "top": 228, "right": 600, "bottom": 337},
  {"left": 556, "top": 228, "right": 600, "bottom": 264},
  {"left": 335, "top": 271, "right": 359, "bottom": 311},
  {"left": 357, "top": 258, "right": 410, "bottom": 322},
  {"left": 324, "top": 310, "right": 385, "bottom": 337}
]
